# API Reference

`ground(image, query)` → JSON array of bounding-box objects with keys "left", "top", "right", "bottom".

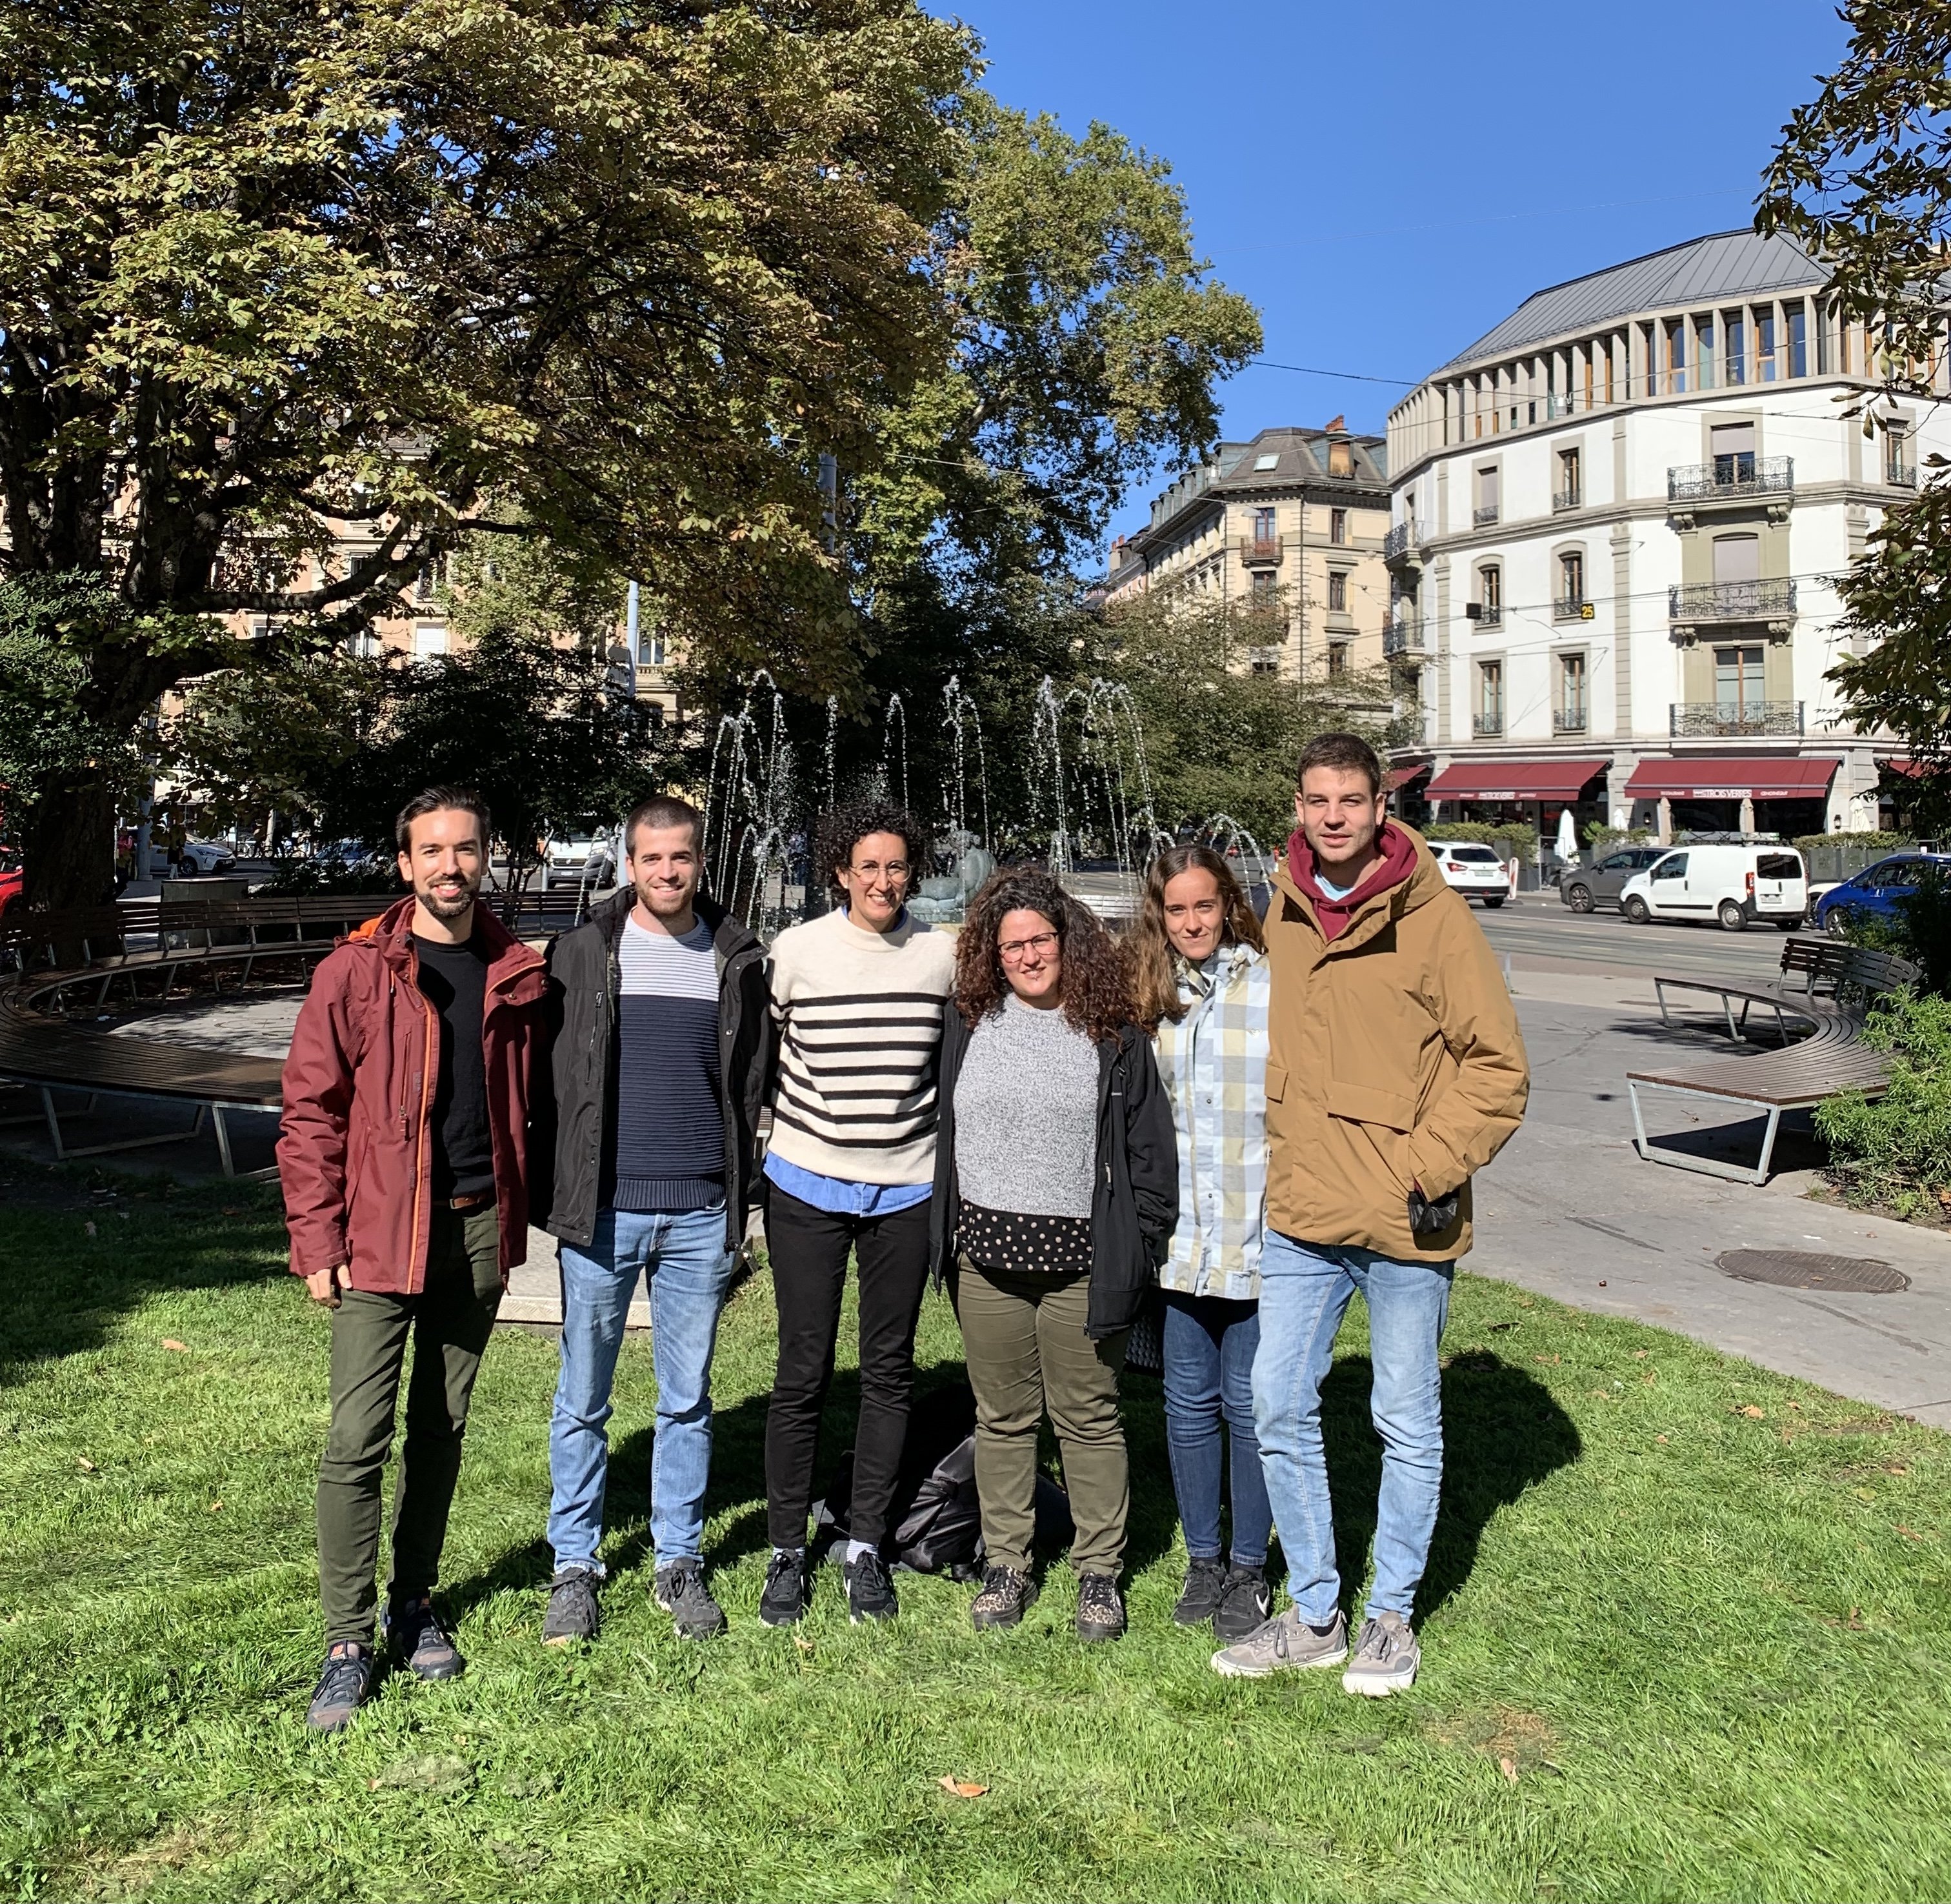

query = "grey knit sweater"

[{"left": 952, "top": 993, "right": 1100, "bottom": 1217}]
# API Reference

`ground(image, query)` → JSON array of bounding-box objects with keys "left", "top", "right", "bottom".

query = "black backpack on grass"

[{"left": 812, "top": 1383, "right": 1074, "bottom": 1579}]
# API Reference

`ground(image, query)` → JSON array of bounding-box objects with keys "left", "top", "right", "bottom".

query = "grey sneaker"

[
  {"left": 1342, "top": 1611, "right": 1420, "bottom": 1697},
  {"left": 305, "top": 1641, "right": 374, "bottom": 1732},
  {"left": 381, "top": 1593, "right": 465, "bottom": 1680},
  {"left": 1210, "top": 1607, "right": 1348, "bottom": 1679},
  {"left": 654, "top": 1561, "right": 727, "bottom": 1640},
  {"left": 542, "top": 1568, "right": 600, "bottom": 1647}
]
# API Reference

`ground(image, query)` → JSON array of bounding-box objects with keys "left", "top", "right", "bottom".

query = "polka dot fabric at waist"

[{"left": 958, "top": 1203, "right": 1093, "bottom": 1277}]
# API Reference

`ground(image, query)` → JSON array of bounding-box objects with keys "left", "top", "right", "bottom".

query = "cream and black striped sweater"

[{"left": 765, "top": 907, "right": 957, "bottom": 1185}]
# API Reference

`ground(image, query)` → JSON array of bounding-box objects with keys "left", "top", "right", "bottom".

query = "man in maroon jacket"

[{"left": 280, "top": 787, "right": 547, "bottom": 1732}]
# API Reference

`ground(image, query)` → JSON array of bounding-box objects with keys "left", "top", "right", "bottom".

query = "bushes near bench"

[{"left": 1815, "top": 990, "right": 1951, "bottom": 1222}]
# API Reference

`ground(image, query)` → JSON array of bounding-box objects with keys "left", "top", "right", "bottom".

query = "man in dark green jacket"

[{"left": 532, "top": 794, "right": 771, "bottom": 1646}]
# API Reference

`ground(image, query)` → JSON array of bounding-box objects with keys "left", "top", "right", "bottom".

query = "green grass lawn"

[{"left": 3, "top": 1157, "right": 1948, "bottom": 1903}]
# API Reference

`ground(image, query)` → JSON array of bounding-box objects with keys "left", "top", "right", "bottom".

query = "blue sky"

[{"left": 953, "top": 0, "right": 1854, "bottom": 548}]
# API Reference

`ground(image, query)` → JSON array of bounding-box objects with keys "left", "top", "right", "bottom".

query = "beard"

[
  {"left": 638, "top": 878, "right": 695, "bottom": 917},
  {"left": 418, "top": 872, "right": 480, "bottom": 920}
]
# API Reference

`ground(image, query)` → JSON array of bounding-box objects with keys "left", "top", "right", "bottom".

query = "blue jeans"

[
  {"left": 548, "top": 1206, "right": 736, "bottom": 1574},
  {"left": 1253, "top": 1229, "right": 1452, "bottom": 1624},
  {"left": 1161, "top": 1292, "right": 1272, "bottom": 1568}
]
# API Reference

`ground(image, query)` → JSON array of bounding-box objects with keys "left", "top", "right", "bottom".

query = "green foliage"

[
  {"left": 1816, "top": 989, "right": 1951, "bottom": 1221},
  {"left": 1420, "top": 819, "right": 1539, "bottom": 863},
  {"left": 1583, "top": 823, "right": 1652, "bottom": 852},
  {"left": 1792, "top": 831, "right": 1916, "bottom": 854}
]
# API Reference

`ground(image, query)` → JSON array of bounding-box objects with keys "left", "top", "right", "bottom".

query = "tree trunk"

[{"left": 23, "top": 771, "right": 119, "bottom": 911}]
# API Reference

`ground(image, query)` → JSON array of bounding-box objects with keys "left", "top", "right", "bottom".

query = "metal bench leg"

[
  {"left": 1628, "top": 1079, "right": 1783, "bottom": 1187},
  {"left": 41, "top": 1085, "right": 66, "bottom": 1160},
  {"left": 1754, "top": 1106, "right": 1784, "bottom": 1185},
  {"left": 1727, "top": 997, "right": 1742, "bottom": 1040},
  {"left": 213, "top": 1104, "right": 235, "bottom": 1177},
  {"left": 1655, "top": 979, "right": 1672, "bottom": 1027}
]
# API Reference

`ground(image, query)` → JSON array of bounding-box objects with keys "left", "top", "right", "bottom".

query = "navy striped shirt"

[{"left": 609, "top": 915, "right": 723, "bottom": 1213}]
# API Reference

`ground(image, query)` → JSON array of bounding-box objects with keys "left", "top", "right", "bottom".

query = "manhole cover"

[{"left": 1716, "top": 1249, "right": 1910, "bottom": 1294}]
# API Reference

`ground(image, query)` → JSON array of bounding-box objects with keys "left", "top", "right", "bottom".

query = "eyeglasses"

[
  {"left": 848, "top": 859, "right": 909, "bottom": 883},
  {"left": 997, "top": 931, "right": 1059, "bottom": 964}
]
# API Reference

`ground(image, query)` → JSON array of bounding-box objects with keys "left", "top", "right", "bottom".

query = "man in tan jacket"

[{"left": 1212, "top": 733, "right": 1528, "bottom": 1695}]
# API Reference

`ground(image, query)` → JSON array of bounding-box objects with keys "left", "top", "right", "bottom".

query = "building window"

[
  {"left": 1665, "top": 319, "right": 1686, "bottom": 394},
  {"left": 1758, "top": 306, "right": 1777, "bottom": 382},
  {"left": 1328, "top": 439, "right": 1353, "bottom": 477},
  {"left": 1476, "top": 659, "right": 1504, "bottom": 736},
  {"left": 1478, "top": 563, "right": 1502, "bottom": 625},
  {"left": 1330, "top": 506, "right": 1348, "bottom": 545},
  {"left": 1726, "top": 312, "right": 1746, "bottom": 385},
  {"left": 1475, "top": 465, "right": 1500, "bottom": 524},
  {"left": 1695, "top": 314, "right": 1716, "bottom": 390},
  {"left": 1787, "top": 302, "right": 1808, "bottom": 377},
  {"left": 1557, "top": 550, "right": 1585, "bottom": 616},
  {"left": 1556, "top": 446, "right": 1582, "bottom": 510},
  {"left": 1327, "top": 641, "right": 1348, "bottom": 679},
  {"left": 1253, "top": 505, "right": 1276, "bottom": 541},
  {"left": 1714, "top": 643, "right": 1765, "bottom": 718},
  {"left": 1250, "top": 646, "right": 1280, "bottom": 676},
  {"left": 1603, "top": 343, "right": 1615, "bottom": 406},
  {"left": 1249, "top": 570, "right": 1277, "bottom": 605},
  {"left": 1327, "top": 570, "right": 1349, "bottom": 612},
  {"left": 1710, "top": 421, "right": 1756, "bottom": 488},
  {"left": 1558, "top": 652, "right": 1588, "bottom": 731},
  {"left": 1886, "top": 423, "right": 1912, "bottom": 485}
]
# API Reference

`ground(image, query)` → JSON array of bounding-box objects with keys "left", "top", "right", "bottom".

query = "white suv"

[{"left": 1425, "top": 840, "right": 1509, "bottom": 908}]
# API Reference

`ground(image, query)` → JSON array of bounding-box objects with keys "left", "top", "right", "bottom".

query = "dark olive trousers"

[{"left": 316, "top": 1205, "right": 501, "bottom": 1646}]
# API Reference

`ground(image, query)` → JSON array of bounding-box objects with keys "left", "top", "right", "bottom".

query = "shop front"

[
  {"left": 1423, "top": 757, "right": 1612, "bottom": 867},
  {"left": 1623, "top": 756, "right": 1839, "bottom": 843}
]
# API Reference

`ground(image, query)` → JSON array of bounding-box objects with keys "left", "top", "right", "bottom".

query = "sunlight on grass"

[{"left": 1, "top": 1163, "right": 1946, "bottom": 1901}]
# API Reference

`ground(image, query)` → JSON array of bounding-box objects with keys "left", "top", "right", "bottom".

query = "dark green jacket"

[{"left": 533, "top": 890, "right": 772, "bottom": 1252}]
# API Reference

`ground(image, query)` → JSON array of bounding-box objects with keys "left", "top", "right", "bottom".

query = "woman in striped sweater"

[{"left": 758, "top": 803, "right": 956, "bottom": 1628}]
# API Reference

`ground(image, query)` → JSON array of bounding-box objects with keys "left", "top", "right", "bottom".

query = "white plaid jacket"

[{"left": 1152, "top": 941, "right": 1270, "bottom": 1299}]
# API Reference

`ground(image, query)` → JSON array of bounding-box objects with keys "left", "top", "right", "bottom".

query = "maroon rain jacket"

[{"left": 278, "top": 896, "right": 548, "bottom": 1294}]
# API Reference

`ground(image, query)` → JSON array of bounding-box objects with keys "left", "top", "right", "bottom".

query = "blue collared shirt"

[{"left": 763, "top": 1150, "right": 934, "bottom": 1217}]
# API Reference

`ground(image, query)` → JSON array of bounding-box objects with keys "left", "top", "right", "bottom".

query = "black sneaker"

[
  {"left": 1212, "top": 1563, "right": 1273, "bottom": 1642},
  {"left": 759, "top": 1550, "right": 809, "bottom": 1628},
  {"left": 970, "top": 1564, "right": 1038, "bottom": 1630},
  {"left": 843, "top": 1548, "right": 898, "bottom": 1624},
  {"left": 1076, "top": 1572, "right": 1126, "bottom": 1643},
  {"left": 306, "top": 1641, "right": 374, "bottom": 1732},
  {"left": 542, "top": 1568, "right": 601, "bottom": 1647},
  {"left": 1172, "top": 1556, "right": 1227, "bottom": 1627},
  {"left": 654, "top": 1561, "right": 726, "bottom": 1640},
  {"left": 382, "top": 1593, "right": 465, "bottom": 1679}
]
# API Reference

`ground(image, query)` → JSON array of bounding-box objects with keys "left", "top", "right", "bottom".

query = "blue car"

[{"left": 1813, "top": 853, "right": 1951, "bottom": 937}]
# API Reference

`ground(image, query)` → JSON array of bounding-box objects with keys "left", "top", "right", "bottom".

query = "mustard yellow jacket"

[{"left": 1263, "top": 827, "right": 1530, "bottom": 1261}]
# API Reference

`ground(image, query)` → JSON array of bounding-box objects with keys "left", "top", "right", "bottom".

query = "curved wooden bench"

[
  {"left": 1651, "top": 937, "right": 1919, "bottom": 1045},
  {"left": 0, "top": 894, "right": 383, "bottom": 1176},
  {"left": 1628, "top": 943, "right": 1917, "bottom": 1185}
]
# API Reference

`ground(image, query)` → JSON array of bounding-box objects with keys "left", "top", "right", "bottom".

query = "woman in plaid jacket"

[{"left": 1132, "top": 845, "right": 1276, "bottom": 1645}]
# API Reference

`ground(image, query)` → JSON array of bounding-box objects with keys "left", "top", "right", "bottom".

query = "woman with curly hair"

[
  {"left": 1128, "top": 845, "right": 1276, "bottom": 1645},
  {"left": 928, "top": 868, "right": 1177, "bottom": 1641}
]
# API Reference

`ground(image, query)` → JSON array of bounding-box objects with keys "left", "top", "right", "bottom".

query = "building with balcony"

[
  {"left": 1381, "top": 229, "right": 1941, "bottom": 843},
  {"left": 1105, "top": 423, "right": 1390, "bottom": 679}
]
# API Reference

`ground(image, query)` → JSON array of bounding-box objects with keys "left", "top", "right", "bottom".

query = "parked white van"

[{"left": 1618, "top": 845, "right": 1808, "bottom": 932}]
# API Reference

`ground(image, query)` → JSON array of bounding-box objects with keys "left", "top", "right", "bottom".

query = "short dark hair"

[
  {"left": 625, "top": 794, "right": 703, "bottom": 856},
  {"left": 395, "top": 786, "right": 490, "bottom": 854},
  {"left": 815, "top": 800, "right": 930, "bottom": 903},
  {"left": 1296, "top": 732, "right": 1384, "bottom": 798}
]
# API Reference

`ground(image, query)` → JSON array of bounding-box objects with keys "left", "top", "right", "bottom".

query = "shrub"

[
  {"left": 1815, "top": 988, "right": 1951, "bottom": 1221},
  {"left": 1792, "top": 830, "right": 1916, "bottom": 854},
  {"left": 1417, "top": 819, "right": 1537, "bottom": 862},
  {"left": 1585, "top": 825, "right": 1653, "bottom": 856}
]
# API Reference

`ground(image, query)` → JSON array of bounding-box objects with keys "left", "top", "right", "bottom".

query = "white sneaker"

[{"left": 1341, "top": 1610, "right": 1420, "bottom": 1696}]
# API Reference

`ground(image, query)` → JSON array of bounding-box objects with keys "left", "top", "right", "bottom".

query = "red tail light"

[{"left": 1746, "top": 871, "right": 1755, "bottom": 896}]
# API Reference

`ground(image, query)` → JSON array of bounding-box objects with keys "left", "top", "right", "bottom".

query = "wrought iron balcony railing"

[
  {"left": 1552, "top": 595, "right": 1589, "bottom": 622},
  {"left": 1385, "top": 523, "right": 1420, "bottom": 559},
  {"left": 1239, "top": 534, "right": 1283, "bottom": 566},
  {"left": 1383, "top": 616, "right": 1425, "bottom": 658},
  {"left": 1885, "top": 463, "right": 1916, "bottom": 488},
  {"left": 1473, "top": 504, "right": 1499, "bottom": 526},
  {"left": 1470, "top": 603, "right": 1503, "bottom": 628},
  {"left": 1552, "top": 487, "right": 1582, "bottom": 512},
  {"left": 1472, "top": 711, "right": 1505, "bottom": 738},
  {"left": 1668, "top": 578, "right": 1797, "bottom": 621},
  {"left": 1666, "top": 456, "right": 1794, "bottom": 504},
  {"left": 1669, "top": 700, "right": 1805, "bottom": 738},
  {"left": 1553, "top": 708, "right": 1588, "bottom": 734}
]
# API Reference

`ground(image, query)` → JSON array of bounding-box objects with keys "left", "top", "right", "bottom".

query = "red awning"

[
  {"left": 1623, "top": 756, "right": 1839, "bottom": 801},
  {"left": 1386, "top": 763, "right": 1430, "bottom": 791},
  {"left": 1425, "top": 758, "right": 1608, "bottom": 802}
]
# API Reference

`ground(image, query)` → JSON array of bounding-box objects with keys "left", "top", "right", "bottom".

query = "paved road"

[{"left": 1473, "top": 892, "right": 1806, "bottom": 983}]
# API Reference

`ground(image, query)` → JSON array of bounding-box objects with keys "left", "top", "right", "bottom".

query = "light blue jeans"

[
  {"left": 1253, "top": 1228, "right": 1452, "bottom": 1625},
  {"left": 548, "top": 1206, "right": 736, "bottom": 1574}
]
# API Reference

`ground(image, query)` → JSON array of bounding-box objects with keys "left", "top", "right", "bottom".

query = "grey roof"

[
  {"left": 1215, "top": 426, "right": 1388, "bottom": 488},
  {"left": 1435, "top": 230, "right": 1828, "bottom": 376}
]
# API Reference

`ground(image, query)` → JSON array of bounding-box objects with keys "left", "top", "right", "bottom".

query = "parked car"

[
  {"left": 1619, "top": 844, "right": 1808, "bottom": 932},
  {"left": 1425, "top": 840, "right": 1508, "bottom": 908},
  {"left": 544, "top": 832, "right": 618, "bottom": 891},
  {"left": 0, "top": 851, "right": 22, "bottom": 925},
  {"left": 174, "top": 839, "right": 237, "bottom": 876},
  {"left": 1558, "top": 845, "right": 1669, "bottom": 914},
  {"left": 1812, "top": 852, "right": 1951, "bottom": 937}
]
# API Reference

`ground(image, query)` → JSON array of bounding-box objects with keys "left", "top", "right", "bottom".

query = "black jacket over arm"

[
  {"left": 928, "top": 1008, "right": 1178, "bottom": 1340},
  {"left": 530, "top": 890, "right": 773, "bottom": 1253}
]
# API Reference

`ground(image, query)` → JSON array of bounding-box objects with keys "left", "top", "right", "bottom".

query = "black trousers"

[{"left": 763, "top": 1185, "right": 933, "bottom": 1548}]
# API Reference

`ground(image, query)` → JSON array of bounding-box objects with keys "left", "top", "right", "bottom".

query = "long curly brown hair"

[
  {"left": 954, "top": 867, "right": 1134, "bottom": 1045},
  {"left": 1128, "top": 845, "right": 1266, "bottom": 1032}
]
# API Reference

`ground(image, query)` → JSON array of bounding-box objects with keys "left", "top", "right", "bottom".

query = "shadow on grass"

[
  {"left": 1319, "top": 1351, "right": 1581, "bottom": 1624},
  {"left": 0, "top": 1164, "right": 289, "bottom": 1391}
]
